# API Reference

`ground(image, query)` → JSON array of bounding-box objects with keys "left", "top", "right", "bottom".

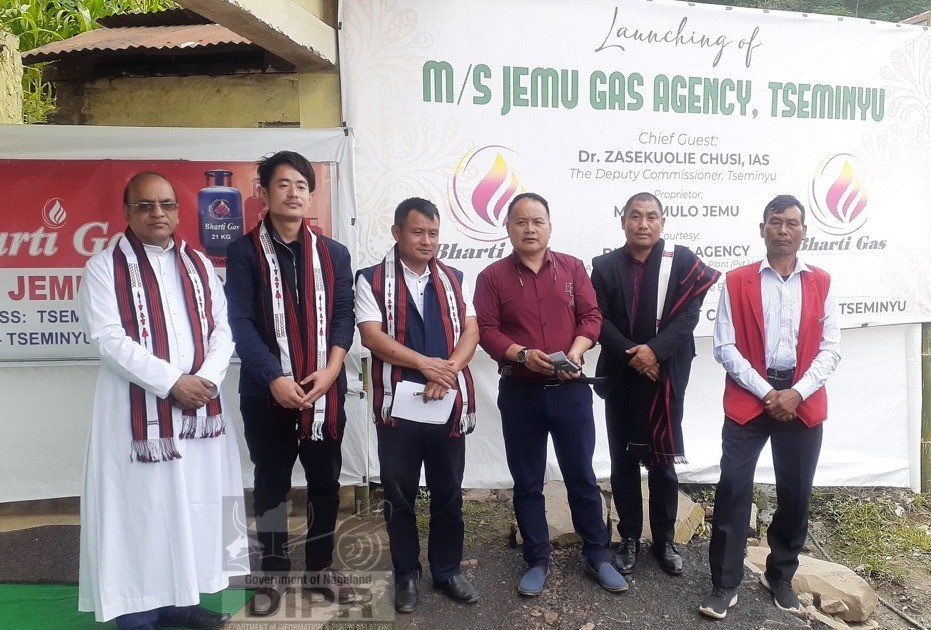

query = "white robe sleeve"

[{"left": 78, "top": 250, "right": 183, "bottom": 399}]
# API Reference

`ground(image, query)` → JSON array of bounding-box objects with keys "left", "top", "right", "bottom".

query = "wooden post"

[{"left": 922, "top": 323, "right": 931, "bottom": 493}]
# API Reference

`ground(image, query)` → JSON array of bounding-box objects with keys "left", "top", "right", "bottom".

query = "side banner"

[
  {"left": 0, "top": 129, "right": 344, "bottom": 361},
  {"left": 341, "top": 0, "right": 931, "bottom": 335}
]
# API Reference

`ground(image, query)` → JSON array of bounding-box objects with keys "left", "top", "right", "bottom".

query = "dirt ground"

[
  {"left": 345, "top": 484, "right": 931, "bottom": 630},
  {"left": 231, "top": 485, "right": 931, "bottom": 629},
  {"left": 436, "top": 485, "right": 931, "bottom": 629}
]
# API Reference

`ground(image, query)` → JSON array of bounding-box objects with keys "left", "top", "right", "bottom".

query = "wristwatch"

[{"left": 516, "top": 347, "right": 529, "bottom": 365}]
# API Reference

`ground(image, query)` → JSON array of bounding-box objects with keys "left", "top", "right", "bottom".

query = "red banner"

[{"left": 0, "top": 159, "right": 334, "bottom": 360}]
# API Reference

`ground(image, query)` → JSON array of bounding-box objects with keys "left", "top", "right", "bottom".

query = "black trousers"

[
  {"left": 377, "top": 420, "right": 465, "bottom": 584},
  {"left": 241, "top": 395, "right": 346, "bottom": 574},
  {"left": 708, "top": 381, "right": 823, "bottom": 588},
  {"left": 605, "top": 395, "right": 678, "bottom": 544}
]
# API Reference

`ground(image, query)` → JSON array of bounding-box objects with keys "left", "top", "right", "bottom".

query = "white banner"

[
  {"left": 340, "top": 0, "right": 928, "bottom": 490},
  {"left": 341, "top": 0, "right": 931, "bottom": 335}
]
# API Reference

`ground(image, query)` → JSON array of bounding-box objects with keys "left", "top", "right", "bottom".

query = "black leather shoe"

[
  {"left": 159, "top": 605, "right": 231, "bottom": 629},
  {"left": 613, "top": 537, "right": 639, "bottom": 575},
  {"left": 654, "top": 541, "right": 684, "bottom": 576},
  {"left": 249, "top": 579, "right": 287, "bottom": 617},
  {"left": 304, "top": 568, "right": 364, "bottom": 605},
  {"left": 394, "top": 577, "right": 419, "bottom": 614},
  {"left": 434, "top": 574, "right": 480, "bottom": 604}
]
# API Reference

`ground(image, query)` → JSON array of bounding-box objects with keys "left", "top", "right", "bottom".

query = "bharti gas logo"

[
  {"left": 208, "top": 199, "right": 233, "bottom": 220},
  {"left": 803, "top": 154, "right": 885, "bottom": 251},
  {"left": 42, "top": 198, "right": 67, "bottom": 230},
  {"left": 447, "top": 145, "right": 525, "bottom": 243},
  {"left": 808, "top": 154, "right": 868, "bottom": 236},
  {"left": 0, "top": 197, "right": 121, "bottom": 258}
]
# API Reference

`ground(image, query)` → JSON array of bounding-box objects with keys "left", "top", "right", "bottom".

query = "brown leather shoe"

[{"left": 303, "top": 567, "right": 364, "bottom": 605}]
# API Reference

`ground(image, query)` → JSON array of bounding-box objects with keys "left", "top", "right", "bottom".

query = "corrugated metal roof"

[
  {"left": 22, "top": 23, "right": 254, "bottom": 64},
  {"left": 98, "top": 8, "right": 212, "bottom": 28}
]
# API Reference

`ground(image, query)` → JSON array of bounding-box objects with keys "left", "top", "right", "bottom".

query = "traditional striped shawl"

[
  {"left": 645, "top": 250, "right": 720, "bottom": 467},
  {"left": 113, "top": 228, "right": 223, "bottom": 463},
  {"left": 369, "top": 246, "right": 476, "bottom": 436},
  {"left": 249, "top": 217, "right": 337, "bottom": 440}
]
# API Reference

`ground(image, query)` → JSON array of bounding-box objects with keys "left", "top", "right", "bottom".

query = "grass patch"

[
  {"left": 409, "top": 488, "right": 513, "bottom": 546},
  {"left": 811, "top": 488, "right": 931, "bottom": 584}
]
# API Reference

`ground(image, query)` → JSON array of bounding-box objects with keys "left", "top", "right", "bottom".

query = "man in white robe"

[{"left": 77, "top": 172, "right": 246, "bottom": 630}]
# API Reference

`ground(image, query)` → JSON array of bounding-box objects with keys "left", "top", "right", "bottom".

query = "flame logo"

[
  {"left": 809, "top": 154, "right": 869, "bottom": 236},
  {"left": 448, "top": 145, "right": 525, "bottom": 242},
  {"left": 208, "top": 199, "right": 232, "bottom": 220},
  {"left": 42, "top": 198, "right": 67, "bottom": 230}
]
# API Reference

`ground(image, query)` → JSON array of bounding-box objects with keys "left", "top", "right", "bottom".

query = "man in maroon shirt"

[{"left": 474, "top": 192, "right": 627, "bottom": 597}]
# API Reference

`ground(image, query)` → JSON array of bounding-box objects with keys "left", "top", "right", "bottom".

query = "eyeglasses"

[{"left": 126, "top": 201, "right": 179, "bottom": 213}]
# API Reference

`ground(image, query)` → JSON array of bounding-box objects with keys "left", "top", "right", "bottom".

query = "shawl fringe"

[{"left": 131, "top": 437, "right": 182, "bottom": 463}]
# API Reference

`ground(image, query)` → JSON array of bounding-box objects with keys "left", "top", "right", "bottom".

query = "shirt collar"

[
  {"left": 270, "top": 225, "right": 302, "bottom": 248},
  {"left": 142, "top": 238, "right": 175, "bottom": 254},
  {"left": 510, "top": 248, "right": 553, "bottom": 271},
  {"left": 624, "top": 246, "right": 648, "bottom": 266},
  {"left": 758, "top": 256, "right": 809, "bottom": 279},
  {"left": 399, "top": 258, "right": 432, "bottom": 280}
]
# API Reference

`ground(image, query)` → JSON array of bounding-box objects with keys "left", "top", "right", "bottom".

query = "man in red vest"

[{"left": 700, "top": 195, "right": 840, "bottom": 620}]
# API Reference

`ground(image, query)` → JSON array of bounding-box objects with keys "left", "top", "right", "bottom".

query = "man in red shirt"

[{"left": 474, "top": 192, "right": 627, "bottom": 597}]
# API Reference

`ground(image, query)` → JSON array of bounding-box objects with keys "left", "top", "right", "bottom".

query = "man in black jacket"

[
  {"left": 225, "top": 151, "right": 358, "bottom": 615},
  {"left": 591, "top": 192, "right": 719, "bottom": 578}
]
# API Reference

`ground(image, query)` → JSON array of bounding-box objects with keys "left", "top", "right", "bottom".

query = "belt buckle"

[{"left": 544, "top": 379, "right": 562, "bottom": 389}]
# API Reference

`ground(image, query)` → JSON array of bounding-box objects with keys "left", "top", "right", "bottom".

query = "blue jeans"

[{"left": 498, "top": 378, "right": 610, "bottom": 567}]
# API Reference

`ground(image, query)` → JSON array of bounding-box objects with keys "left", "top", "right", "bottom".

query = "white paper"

[{"left": 391, "top": 380, "right": 456, "bottom": 424}]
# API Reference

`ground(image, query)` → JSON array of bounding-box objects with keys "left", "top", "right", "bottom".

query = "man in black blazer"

[{"left": 591, "top": 192, "right": 719, "bottom": 577}]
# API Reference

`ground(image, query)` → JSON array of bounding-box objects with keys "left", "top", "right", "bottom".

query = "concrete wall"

[
  {"left": 77, "top": 73, "right": 305, "bottom": 127},
  {"left": 37, "top": 0, "right": 342, "bottom": 128},
  {"left": 0, "top": 31, "right": 23, "bottom": 124},
  {"left": 73, "top": 70, "right": 341, "bottom": 128}
]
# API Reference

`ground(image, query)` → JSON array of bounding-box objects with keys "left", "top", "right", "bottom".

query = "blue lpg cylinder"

[{"left": 198, "top": 169, "right": 243, "bottom": 257}]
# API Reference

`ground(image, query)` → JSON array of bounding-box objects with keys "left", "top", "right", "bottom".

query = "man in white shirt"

[
  {"left": 355, "top": 197, "right": 480, "bottom": 613},
  {"left": 77, "top": 172, "right": 244, "bottom": 630},
  {"left": 700, "top": 194, "right": 840, "bottom": 621}
]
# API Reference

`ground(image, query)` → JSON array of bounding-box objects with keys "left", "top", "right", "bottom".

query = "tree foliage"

[
  {"left": 687, "top": 0, "right": 930, "bottom": 23},
  {"left": 0, "top": 0, "right": 179, "bottom": 123}
]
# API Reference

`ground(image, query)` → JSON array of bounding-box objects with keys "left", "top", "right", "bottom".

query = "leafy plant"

[{"left": 0, "top": 0, "right": 179, "bottom": 123}]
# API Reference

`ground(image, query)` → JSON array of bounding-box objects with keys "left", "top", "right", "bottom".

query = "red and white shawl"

[
  {"left": 369, "top": 246, "right": 476, "bottom": 436},
  {"left": 113, "top": 228, "right": 224, "bottom": 463},
  {"left": 249, "top": 217, "right": 337, "bottom": 440}
]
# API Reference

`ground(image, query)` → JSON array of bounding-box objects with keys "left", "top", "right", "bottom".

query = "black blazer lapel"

[{"left": 614, "top": 247, "right": 635, "bottom": 331}]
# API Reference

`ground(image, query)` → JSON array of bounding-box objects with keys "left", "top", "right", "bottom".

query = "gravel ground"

[
  {"left": 228, "top": 488, "right": 923, "bottom": 629},
  {"left": 384, "top": 540, "right": 828, "bottom": 630}
]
